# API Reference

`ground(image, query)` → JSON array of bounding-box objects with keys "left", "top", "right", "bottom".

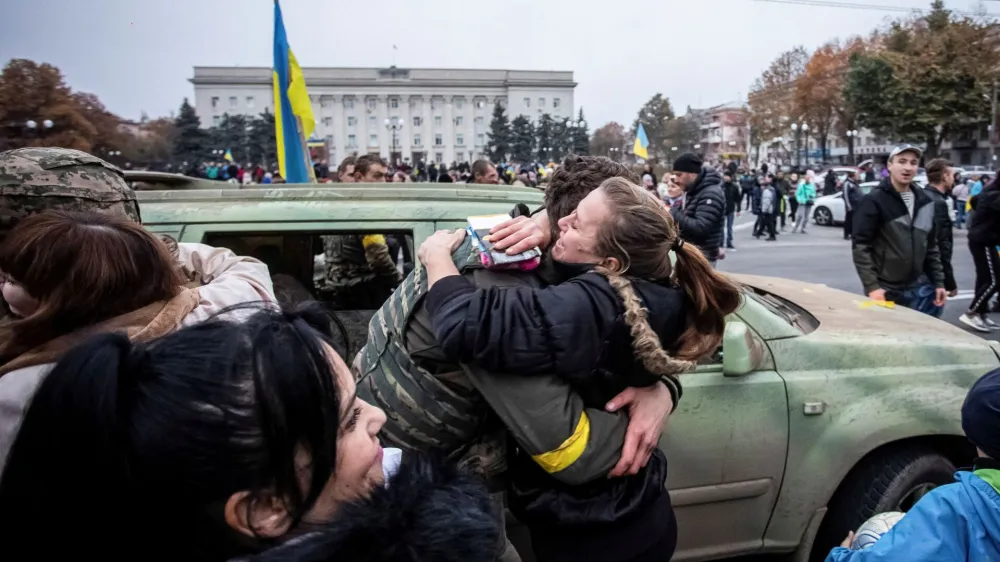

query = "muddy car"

[{"left": 135, "top": 173, "right": 1000, "bottom": 562}]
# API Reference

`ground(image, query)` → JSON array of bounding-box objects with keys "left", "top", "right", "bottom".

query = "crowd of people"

[{"left": 0, "top": 145, "right": 998, "bottom": 562}]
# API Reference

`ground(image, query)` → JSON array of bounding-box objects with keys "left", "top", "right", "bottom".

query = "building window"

[
  {"left": 325, "top": 135, "right": 334, "bottom": 147},
  {"left": 435, "top": 134, "right": 443, "bottom": 146},
  {"left": 369, "top": 134, "right": 379, "bottom": 146},
  {"left": 212, "top": 115, "right": 221, "bottom": 126},
  {"left": 431, "top": 98, "right": 440, "bottom": 110},
  {"left": 229, "top": 96, "right": 238, "bottom": 109},
  {"left": 523, "top": 97, "right": 530, "bottom": 108},
  {"left": 246, "top": 96, "right": 255, "bottom": 108},
  {"left": 367, "top": 98, "right": 377, "bottom": 110},
  {"left": 475, "top": 116, "right": 484, "bottom": 127},
  {"left": 476, "top": 134, "right": 485, "bottom": 146},
  {"left": 344, "top": 99, "right": 355, "bottom": 109},
  {"left": 319, "top": 97, "right": 328, "bottom": 108},
  {"left": 539, "top": 98, "right": 546, "bottom": 108},
  {"left": 553, "top": 98, "right": 561, "bottom": 108},
  {"left": 322, "top": 117, "right": 333, "bottom": 127},
  {"left": 476, "top": 99, "right": 486, "bottom": 109},
  {"left": 347, "top": 134, "right": 357, "bottom": 148},
  {"left": 456, "top": 134, "right": 464, "bottom": 146},
  {"left": 368, "top": 116, "right": 377, "bottom": 129},
  {"left": 413, "top": 116, "right": 422, "bottom": 127},
  {"left": 455, "top": 98, "right": 464, "bottom": 109},
  {"left": 413, "top": 134, "right": 421, "bottom": 146},
  {"left": 434, "top": 116, "right": 442, "bottom": 128},
  {"left": 347, "top": 116, "right": 357, "bottom": 127},
  {"left": 390, "top": 98, "right": 399, "bottom": 109},
  {"left": 455, "top": 116, "right": 464, "bottom": 126},
  {"left": 435, "top": 152, "right": 443, "bottom": 163},
  {"left": 211, "top": 96, "right": 220, "bottom": 109}
]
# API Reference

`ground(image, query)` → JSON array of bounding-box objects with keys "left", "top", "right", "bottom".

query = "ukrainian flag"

[
  {"left": 224, "top": 148, "right": 234, "bottom": 163},
  {"left": 633, "top": 123, "right": 649, "bottom": 160},
  {"left": 272, "top": 0, "right": 315, "bottom": 183}
]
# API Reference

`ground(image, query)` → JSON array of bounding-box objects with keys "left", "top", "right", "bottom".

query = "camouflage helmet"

[{"left": 0, "top": 147, "right": 141, "bottom": 240}]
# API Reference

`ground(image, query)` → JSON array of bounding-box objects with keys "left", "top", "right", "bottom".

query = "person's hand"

[
  {"left": 417, "top": 229, "right": 466, "bottom": 265},
  {"left": 605, "top": 382, "right": 673, "bottom": 477},
  {"left": 934, "top": 287, "right": 948, "bottom": 307},
  {"left": 488, "top": 215, "right": 551, "bottom": 255},
  {"left": 868, "top": 288, "right": 887, "bottom": 301},
  {"left": 718, "top": 247, "right": 726, "bottom": 260},
  {"left": 840, "top": 531, "right": 855, "bottom": 549},
  {"left": 948, "top": 288, "right": 959, "bottom": 297}
]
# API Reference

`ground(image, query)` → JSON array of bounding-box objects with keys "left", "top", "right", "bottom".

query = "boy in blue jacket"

[{"left": 826, "top": 367, "right": 1000, "bottom": 561}]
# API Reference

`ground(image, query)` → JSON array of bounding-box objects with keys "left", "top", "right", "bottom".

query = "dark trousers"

[
  {"left": 844, "top": 209, "right": 854, "bottom": 239},
  {"left": 788, "top": 199, "right": 799, "bottom": 224},
  {"left": 762, "top": 212, "right": 777, "bottom": 239},
  {"left": 970, "top": 243, "right": 1000, "bottom": 315}
]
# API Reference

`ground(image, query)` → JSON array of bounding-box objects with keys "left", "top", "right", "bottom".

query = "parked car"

[
  {"left": 811, "top": 181, "right": 877, "bottom": 226},
  {"left": 815, "top": 166, "right": 861, "bottom": 187},
  {"left": 132, "top": 172, "right": 1000, "bottom": 562}
]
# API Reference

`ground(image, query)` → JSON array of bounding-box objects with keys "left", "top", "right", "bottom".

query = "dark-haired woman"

[
  {"left": 0, "top": 305, "right": 499, "bottom": 561},
  {"left": 418, "top": 177, "right": 743, "bottom": 562},
  {"left": 0, "top": 210, "right": 275, "bottom": 473}
]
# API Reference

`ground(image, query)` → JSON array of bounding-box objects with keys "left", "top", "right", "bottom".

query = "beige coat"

[{"left": 0, "top": 243, "right": 276, "bottom": 475}]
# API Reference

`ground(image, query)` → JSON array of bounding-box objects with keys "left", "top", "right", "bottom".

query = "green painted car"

[{"left": 133, "top": 172, "right": 1000, "bottom": 562}]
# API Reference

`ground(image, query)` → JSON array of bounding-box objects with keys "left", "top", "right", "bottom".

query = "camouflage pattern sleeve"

[
  {"left": 462, "top": 363, "right": 627, "bottom": 486},
  {"left": 361, "top": 234, "right": 402, "bottom": 281}
]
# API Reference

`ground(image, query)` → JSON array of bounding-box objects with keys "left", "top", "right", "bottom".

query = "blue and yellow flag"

[
  {"left": 633, "top": 123, "right": 649, "bottom": 160},
  {"left": 223, "top": 148, "right": 234, "bottom": 163},
  {"left": 272, "top": 0, "right": 315, "bottom": 183}
]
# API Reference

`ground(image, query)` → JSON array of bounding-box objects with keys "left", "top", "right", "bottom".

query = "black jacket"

[
  {"left": 852, "top": 179, "right": 945, "bottom": 294},
  {"left": 672, "top": 168, "right": 726, "bottom": 260},
  {"left": 923, "top": 185, "right": 957, "bottom": 292},
  {"left": 969, "top": 183, "right": 1000, "bottom": 246},
  {"left": 244, "top": 455, "right": 498, "bottom": 562},
  {"left": 723, "top": 180, "right": 741, "bottom": 214},
  {"left": 842, "top": 179, "right": 864, "bottom": 212},
  {"left": 824, "top": 172, "right": 838, "bottom": 195}
]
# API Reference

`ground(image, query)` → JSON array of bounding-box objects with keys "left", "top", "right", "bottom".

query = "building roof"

[{"left": 191, "top": 66, "right": 576, "bottom": 89}]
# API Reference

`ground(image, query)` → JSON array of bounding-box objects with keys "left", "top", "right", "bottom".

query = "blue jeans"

[
  {"left": 726, "top": 212, "right": 735, "bottom": 247},
  {"left": 955, "top": 200, "right": 967, "bottom": 228},
  {"left": 888, "top": 281, "right": 942, "bottom": 318}
]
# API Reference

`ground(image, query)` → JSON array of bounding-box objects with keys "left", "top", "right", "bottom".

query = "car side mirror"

[{"left": 722, "top": 322, "right": 757, "bottom": 377}]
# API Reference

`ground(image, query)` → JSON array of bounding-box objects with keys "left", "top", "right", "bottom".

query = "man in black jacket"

[
  {"left": 852, "top": 144, "right": 947, "bottom": 316},
  {"left": 722, "top": 171, "right": 741, "bottom": 250},
  {"left": 923, "top": 158, "right": 958, "bottom": 301},
  {"left": 672, "top": 153, "right": 725, "bottom": 266},
  {"left": 841, "top": 170, "right": 863, "bottom": 241}
]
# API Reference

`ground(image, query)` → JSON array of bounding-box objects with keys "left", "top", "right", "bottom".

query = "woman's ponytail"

[{"left": 670, "top": 241, "right": 743, "bottom": 362}]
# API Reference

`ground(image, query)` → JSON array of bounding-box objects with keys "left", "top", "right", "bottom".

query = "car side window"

[{"left": 203, "top": 230, "right": 414, "bottom": 360}]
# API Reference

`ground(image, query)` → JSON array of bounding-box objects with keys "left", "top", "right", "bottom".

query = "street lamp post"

[
  {"left": 608, "top": 147, "right": 620, "bottom": 161},
  {"left": 385, "top": 118, "right": 403, "bottom": 166},
  {"left": 791, "top": 123, "right": 808, "bottom": 170},
  {"left": 846, "top": 130, "right": 859, "bottom": 166}
]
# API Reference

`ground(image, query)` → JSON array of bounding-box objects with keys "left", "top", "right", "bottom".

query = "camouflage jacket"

[{"left": 321, "top": 234, "right": 401, "bottom": 291}]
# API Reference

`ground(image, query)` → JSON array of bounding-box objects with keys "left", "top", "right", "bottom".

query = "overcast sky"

[{"left": 1, "top": 0, "right": 989, "bottom": 130}]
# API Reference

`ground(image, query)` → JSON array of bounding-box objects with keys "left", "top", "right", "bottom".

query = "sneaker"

[
  {"left": 726, "top": 245, "right": 736, "bottom": 250},
  {"left": 766, "top": 237, "right": 777, "bottom": 241},
  {"left": 983, "top": 315, "right": 999, "bottom": 330},
  {"left": 960, "top": 313, "right": 992, "bottom": 333}
]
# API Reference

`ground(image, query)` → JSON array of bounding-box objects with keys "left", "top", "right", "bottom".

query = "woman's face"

[
  {"left": 553, "top": 188, "right": 610, "bottom": 265},
  {"left": 1, "top": 278, "right": 40, "bottom": 318},
  {"left": 301, "top": 343, "right": 387, "bottom": 524}
]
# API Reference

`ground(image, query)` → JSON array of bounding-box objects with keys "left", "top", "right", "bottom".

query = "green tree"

[
  {"left": 486, "top": 101, "right": 511, "bottom": 162},
  {"left": 664, "top": 112, "right": 701, "bottom": 153},
  {"left": 631, "top": 94, "right": 676, "bottom": 160},
  {"left": 172, "top": 98, "right": 208, "bottom": 167},
  {"left": 509, "top": 115, "right": 535, "bottom": 163},
  {"left": 535, "top": 113, "right": 556, "bottom": 161},
  {"left": 209, "top": 114, "right": 252, "bottom": 164},
  {"left": 0, "top": 59, "right": 99, "bottom": 152},
  {"left": 249, "top": 110, "right": 277, "bottom": 167},
  {"left": 845, "top": 1, "right": 999, "bottom": 156},
  {"left": 589, "top": 121, "right": 629, "bottom": 159},
  {"left": 572, "top": 109, "right": 590, "bottom": 155}
]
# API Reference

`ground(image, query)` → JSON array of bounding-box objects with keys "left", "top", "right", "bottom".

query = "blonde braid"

[{"left": 596, "top": 267, "right": 695, "bottom": 377}]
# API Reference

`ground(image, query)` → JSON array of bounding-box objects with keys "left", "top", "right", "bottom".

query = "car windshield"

[{"left": 742, "top": 286, "right": 818, "bottom": 333}]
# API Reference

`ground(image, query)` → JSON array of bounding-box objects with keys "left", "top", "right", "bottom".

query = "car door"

[{"left": 664, "top": 314, "right": 789, "bottom": 561}]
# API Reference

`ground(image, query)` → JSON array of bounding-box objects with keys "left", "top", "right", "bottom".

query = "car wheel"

[
  {"left": 809, "top": 445, "right": 955, "bottom": 562},
  {"left": 814, "top": 206, "right": 833, "bottom": 226}
]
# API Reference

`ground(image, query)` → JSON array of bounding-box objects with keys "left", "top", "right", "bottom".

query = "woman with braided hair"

[{"left": 417, "top": 176, "right": 743, "bottom": 562}]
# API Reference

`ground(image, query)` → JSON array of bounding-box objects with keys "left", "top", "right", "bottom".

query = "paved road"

[{"left": 717, "top": 212, "right": 999, "bottom": 343}]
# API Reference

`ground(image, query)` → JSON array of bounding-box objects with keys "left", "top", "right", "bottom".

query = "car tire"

[
  {"left": 809, "top": 445, "right": 955, "bottom": 562},
  {"left": 814, "top": 206, "right": 833, "bottom": 226}
]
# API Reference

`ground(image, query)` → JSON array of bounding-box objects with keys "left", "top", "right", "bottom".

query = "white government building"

[{"left": 191, "top": 66, "right": 576, "bottom": 166}]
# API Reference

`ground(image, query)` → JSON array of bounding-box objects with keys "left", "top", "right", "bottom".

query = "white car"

[{"left": 811, "top": 182, "right": 877, "bottom": 226}]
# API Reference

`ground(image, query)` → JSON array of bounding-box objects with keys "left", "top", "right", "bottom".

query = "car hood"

[{"left": 734, "top": 274, "right": 1000, "bottom": 369}]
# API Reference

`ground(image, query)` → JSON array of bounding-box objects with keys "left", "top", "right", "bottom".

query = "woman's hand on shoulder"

[{"left": 605, "top": 382, "right": 674, "bottom": 477}]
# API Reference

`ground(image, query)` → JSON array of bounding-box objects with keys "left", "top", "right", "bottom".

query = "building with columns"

[{"left": 191, "top": 66, "right": 576, "bottom": 166}]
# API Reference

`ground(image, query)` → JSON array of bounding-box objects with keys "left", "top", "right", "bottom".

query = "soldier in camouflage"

[{"left": 0, "top": 148, "right": 142, "bottom": 321}]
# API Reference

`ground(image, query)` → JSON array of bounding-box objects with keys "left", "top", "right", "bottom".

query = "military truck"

[{"left": 133, "top": 172, "right": 1000, "bottom": 562}]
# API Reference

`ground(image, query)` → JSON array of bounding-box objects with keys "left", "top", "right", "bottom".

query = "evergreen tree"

[
  {"left": 509, "top": 115, "right": 536, "bottom": 164},
  {"left": 486, "top": 101, "right": 511, "bottom": 162},
  {"left": 249, "top": 110, "right": 277, "bottom": 167},
  {"left": 209, "top": 114, "right": 252, "bottom": 164},
  {"left": 172, "top": 98, "right": 208, "bottom": 167},
  {"left": 572, "top": 109, "right": 590, "bottom": 155},
  {"left": 535, "top": 114, "right": 556, "bottom": 162}
]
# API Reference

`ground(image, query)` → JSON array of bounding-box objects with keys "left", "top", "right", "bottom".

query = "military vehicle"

[{"left": 133, "top": 171, "right": 1000, "bottom": 562}]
